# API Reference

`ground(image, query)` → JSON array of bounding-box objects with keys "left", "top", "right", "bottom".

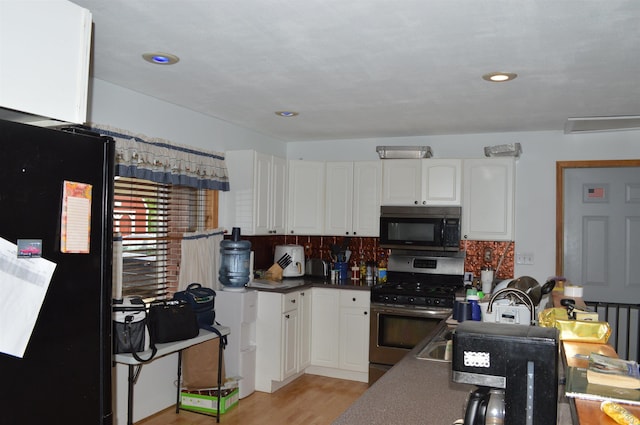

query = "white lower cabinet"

[
  {"left": 255, "top": 289, "right": 310, "bottom": 393},
  {"left": 338, "top": 291, "right": 370, "bottom": 373},
  {"left": 308, "top": 288, "right": 370, "bottom": 382},
  {"left": 310, "top": 288, "right": 340, "bottom": 368}
]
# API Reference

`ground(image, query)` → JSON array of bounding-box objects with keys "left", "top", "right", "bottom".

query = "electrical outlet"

[
  {"left": 516, "top": 252, "right": 535, "bottom": 265},
  {"left": 483, "top": 248, "right": 493, "bottom": 263}
]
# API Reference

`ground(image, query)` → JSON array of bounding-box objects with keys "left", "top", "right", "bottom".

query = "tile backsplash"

[{"left": 240, "top": 235, "right": 514, "bottom": 279}]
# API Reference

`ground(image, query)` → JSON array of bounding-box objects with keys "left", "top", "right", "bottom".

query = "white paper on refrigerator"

[{"left": 0, "top": 237, "right": 56, "bottom": 358}]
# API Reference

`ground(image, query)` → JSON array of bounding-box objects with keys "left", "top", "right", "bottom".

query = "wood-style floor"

[{"left": 137, "top": 374, "right": 368, "bottom": 425}]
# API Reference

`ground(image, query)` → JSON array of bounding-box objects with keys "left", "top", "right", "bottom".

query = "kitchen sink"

[{"left": 415, "top": 326, "right": 454, "bottom": 362}]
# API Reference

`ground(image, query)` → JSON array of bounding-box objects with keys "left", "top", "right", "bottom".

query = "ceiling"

[{"left": 70, "top": 0, "right": 640, "bottom": 142}]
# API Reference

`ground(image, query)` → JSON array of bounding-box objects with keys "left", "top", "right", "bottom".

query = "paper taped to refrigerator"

[{"left": 0, "top": 237, "right": 56, "bottom": 358}]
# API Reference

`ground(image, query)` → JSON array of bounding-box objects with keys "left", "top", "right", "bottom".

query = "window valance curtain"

[{"left": 89, "top": 124, "right": 229, "bottom": 191}]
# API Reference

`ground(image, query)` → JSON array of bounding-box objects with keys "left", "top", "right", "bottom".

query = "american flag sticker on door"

[{"left": 583, "top": 184, "right": 609, "bottom": 203}]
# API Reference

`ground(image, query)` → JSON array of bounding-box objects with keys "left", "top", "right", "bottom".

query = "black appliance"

[
  {"left": 452, "top": 321, "right": 559, "bottom": 425},
  {"left": 0, "top": 119, "right": 114, "bottom": 424},
  {"left": 379, "top": 205, "right": 461, "bottom": 251},
  {"left": 369, "top": 250, "right": 464, "bottom": 385}
]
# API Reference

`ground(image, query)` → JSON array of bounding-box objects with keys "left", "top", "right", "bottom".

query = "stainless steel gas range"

[{"left": 369, "top": 250, "right": 465, "bottom": 385}]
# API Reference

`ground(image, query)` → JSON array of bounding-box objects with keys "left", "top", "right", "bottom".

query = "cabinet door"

[
  {"left": 324, "top": 162, "right": 354, "bottom": 236},
  {"left": 254, "top": 152, "right": 272, "bottom": 235},
  {"left": 310, "top": 289, "right": 340, "bottom": 368},
  {"left": 422, "top": 159, "right": 462, "bottom": 205},
  {"left": 381, "top": 159, "right": 422, "bottom": 205},
  {"left": 338, "top": 290, "right": 370, "bottom": 372},
  {"left": 1, "top": 2, "right": 91, "bottom": 123},
  {"left": 270, "top": 156, "right": 287, "bottom": 234},
  {"left": 352, "top": 161, "right": 382, "bottom": 237},
  {"left": 339, "top": 307, "right": 370, "bottom": 372},
  {"left": 287, "top": 160, "right": 325, "bottom": 235},
  {"left": 281, "top": 309, "right": 299, "bottom": 380},
  {"left": 298, "top": 290, "right": 312, "bottom": 370},
  {"left": 462, "top": 158, "right": 515, "bottom": 240}
]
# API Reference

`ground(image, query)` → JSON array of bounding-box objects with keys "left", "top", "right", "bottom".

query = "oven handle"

[{"left": 370, "top": 304, "right": 451, "bottom": 319}]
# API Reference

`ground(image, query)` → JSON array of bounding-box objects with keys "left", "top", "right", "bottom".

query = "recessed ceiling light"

[
  {"left": 275, "top": 111, "right": 299, "bottom": 117},
  {"left": 142, "top": 52, "right": 180, "bottom": 65},
  {"left": 482, "top": 72, "right": 518, "bottom": 82}
]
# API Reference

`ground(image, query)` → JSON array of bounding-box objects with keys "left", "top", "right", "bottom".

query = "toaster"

[{"left": 305, "top": 258, "right": 329, "bottom": 278}]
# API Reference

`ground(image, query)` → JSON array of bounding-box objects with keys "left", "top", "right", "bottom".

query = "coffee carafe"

[
  {"left": 452, "top": 321, "right": 559, "bottom": 425},
  {"left": 463, "top": 387, "right": 505, "bottom": 425}
]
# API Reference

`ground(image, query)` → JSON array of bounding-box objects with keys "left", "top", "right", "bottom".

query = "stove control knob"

[{"left": 408, "top": 297, "right": 415, "bottom": 304}]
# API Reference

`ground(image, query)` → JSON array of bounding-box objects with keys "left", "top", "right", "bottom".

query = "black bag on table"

[
  {"left": 113, "top": 296, "right": 157, "bottom": 362},
  {"left": 147, "top": 299, "right": 200, "bottom": 344},
  {"left": 173, "top": 283, "right": 226, "bottom": 346}
]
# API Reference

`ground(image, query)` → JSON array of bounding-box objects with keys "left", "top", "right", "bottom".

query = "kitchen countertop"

[
  {"left": 333, "top": 318, "right": 574, "bottom": 425},
  {"left": 333, "top": 321, "right": 472, "bottom": 425},
  {"left": 245, "top": 276, "right": 371, "bottom": 293}
]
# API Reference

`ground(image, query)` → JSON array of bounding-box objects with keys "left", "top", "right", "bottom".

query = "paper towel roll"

[{"left": 564, "top": 285, "right": 583, "bottom": 297}]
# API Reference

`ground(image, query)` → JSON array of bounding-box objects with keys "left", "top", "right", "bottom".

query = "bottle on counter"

[{"left": 378, "top": 251, "right": 387, "bottom": 283}]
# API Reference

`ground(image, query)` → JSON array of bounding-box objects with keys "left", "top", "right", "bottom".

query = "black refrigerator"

[{"left": 0, "top": 118, "right": 114, "bottom": 424}]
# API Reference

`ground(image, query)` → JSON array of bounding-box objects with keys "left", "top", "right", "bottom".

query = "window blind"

[{"left": 114, "top": 177, "right": 203, "bottom": 299}]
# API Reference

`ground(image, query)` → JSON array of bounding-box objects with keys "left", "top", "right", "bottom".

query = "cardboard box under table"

[{"left": 181, "top": 387, "right": 239, "bottom": 415}]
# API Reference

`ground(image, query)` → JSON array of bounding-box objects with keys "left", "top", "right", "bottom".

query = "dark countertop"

[
  {"left": 333, "top": 321, "right": 473, "bottom": 425},
  {"left": 245, "top": 276, "right": 371, "bottom": 293},
  {"left": 333, "top": 319, "right": 573, "bottom": 425}
]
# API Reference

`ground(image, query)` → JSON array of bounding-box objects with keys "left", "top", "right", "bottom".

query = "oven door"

[{"left": 369, "top": 304, "right": 449, "bottom": 366}]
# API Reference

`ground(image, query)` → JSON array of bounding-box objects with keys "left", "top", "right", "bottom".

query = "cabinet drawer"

[
  {"left": 282, "top": 291, "right": 299, "bottom": 312},
  {"left": 339, "top": 291, "right": 369, "bottom": 308}
]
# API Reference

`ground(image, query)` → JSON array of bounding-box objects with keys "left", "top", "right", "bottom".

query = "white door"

[{"left": 563, "top": 166, "right": 640, "bottom": 303}]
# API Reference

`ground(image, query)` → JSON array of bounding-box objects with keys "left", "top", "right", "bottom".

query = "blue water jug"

[{"left": 219, "top": 227, "right": 251, "bottom": 290}]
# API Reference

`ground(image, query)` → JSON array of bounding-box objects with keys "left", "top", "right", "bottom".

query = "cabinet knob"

[
  {"left": 414, "top": 200, "right": 419, "bottom": 205},
  {"left": 285, "top": 314, "right": 290, "bottom": 319},
  {"left": 301, "top": 292, "right": 305, "bottom": 296},
  {"left": 352, "top": 297, "right": 356, "bottom": 302},
  {"left": 422, "top": 200, "right": 426, "bottom": 205},
  {"left": 364, "top": 311, "right": 368, "bottom": 315},
  {"left": 291, "top": 299, "right": 296, "bottom": 303}
]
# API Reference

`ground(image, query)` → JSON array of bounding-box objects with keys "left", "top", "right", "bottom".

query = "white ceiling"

[{"left": 71, "top": 0, "right": 640, "bottom": 142}]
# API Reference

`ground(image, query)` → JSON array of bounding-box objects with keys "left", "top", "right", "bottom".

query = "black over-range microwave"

[{"left": 379, "top": 206, "right": 461, "bottom": 251}]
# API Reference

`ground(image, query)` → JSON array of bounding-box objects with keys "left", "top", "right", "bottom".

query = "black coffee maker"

[{"left": 451, "top": 321, "right": 559, "bottom": 425}]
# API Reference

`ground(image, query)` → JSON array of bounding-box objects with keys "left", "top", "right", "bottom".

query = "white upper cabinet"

[
  {"left": 421, "top": 160, "right": 463, "bottom": 205},
  {"left": 287, "top": 160, "right": 325, "bottom": 235},
  {"left": 1, "top": 1, "right": 91, "bottom": 124},
  {"left": 462, "top": 158, "right": 515, "bottom": 241},
  {"left": 382, "top": 159, "right": 462, "bottom": 206},
  {"left": 222, "top": 150, "right": 287, "bottom": 235},
  {"left": 324, "top": 161, "right": 381, "bottom": 237}
]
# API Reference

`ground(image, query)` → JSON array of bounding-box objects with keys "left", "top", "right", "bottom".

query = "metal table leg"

[
  {"left": 127, "top": 364, "right": 142, "bottom": 425},
  {"left": 176, "top": 350, "right": 182, "bottom": 414},
  {"left": 217, "top": 336, "right": 222, "bottom": 423}
]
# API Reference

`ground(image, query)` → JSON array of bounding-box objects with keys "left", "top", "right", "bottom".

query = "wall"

[
  {"left": 88, "top": 78, "right": 288, "bottom": 156},
  {"left": 287, "top": 130, "right": 640, "bottom": 284}
]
